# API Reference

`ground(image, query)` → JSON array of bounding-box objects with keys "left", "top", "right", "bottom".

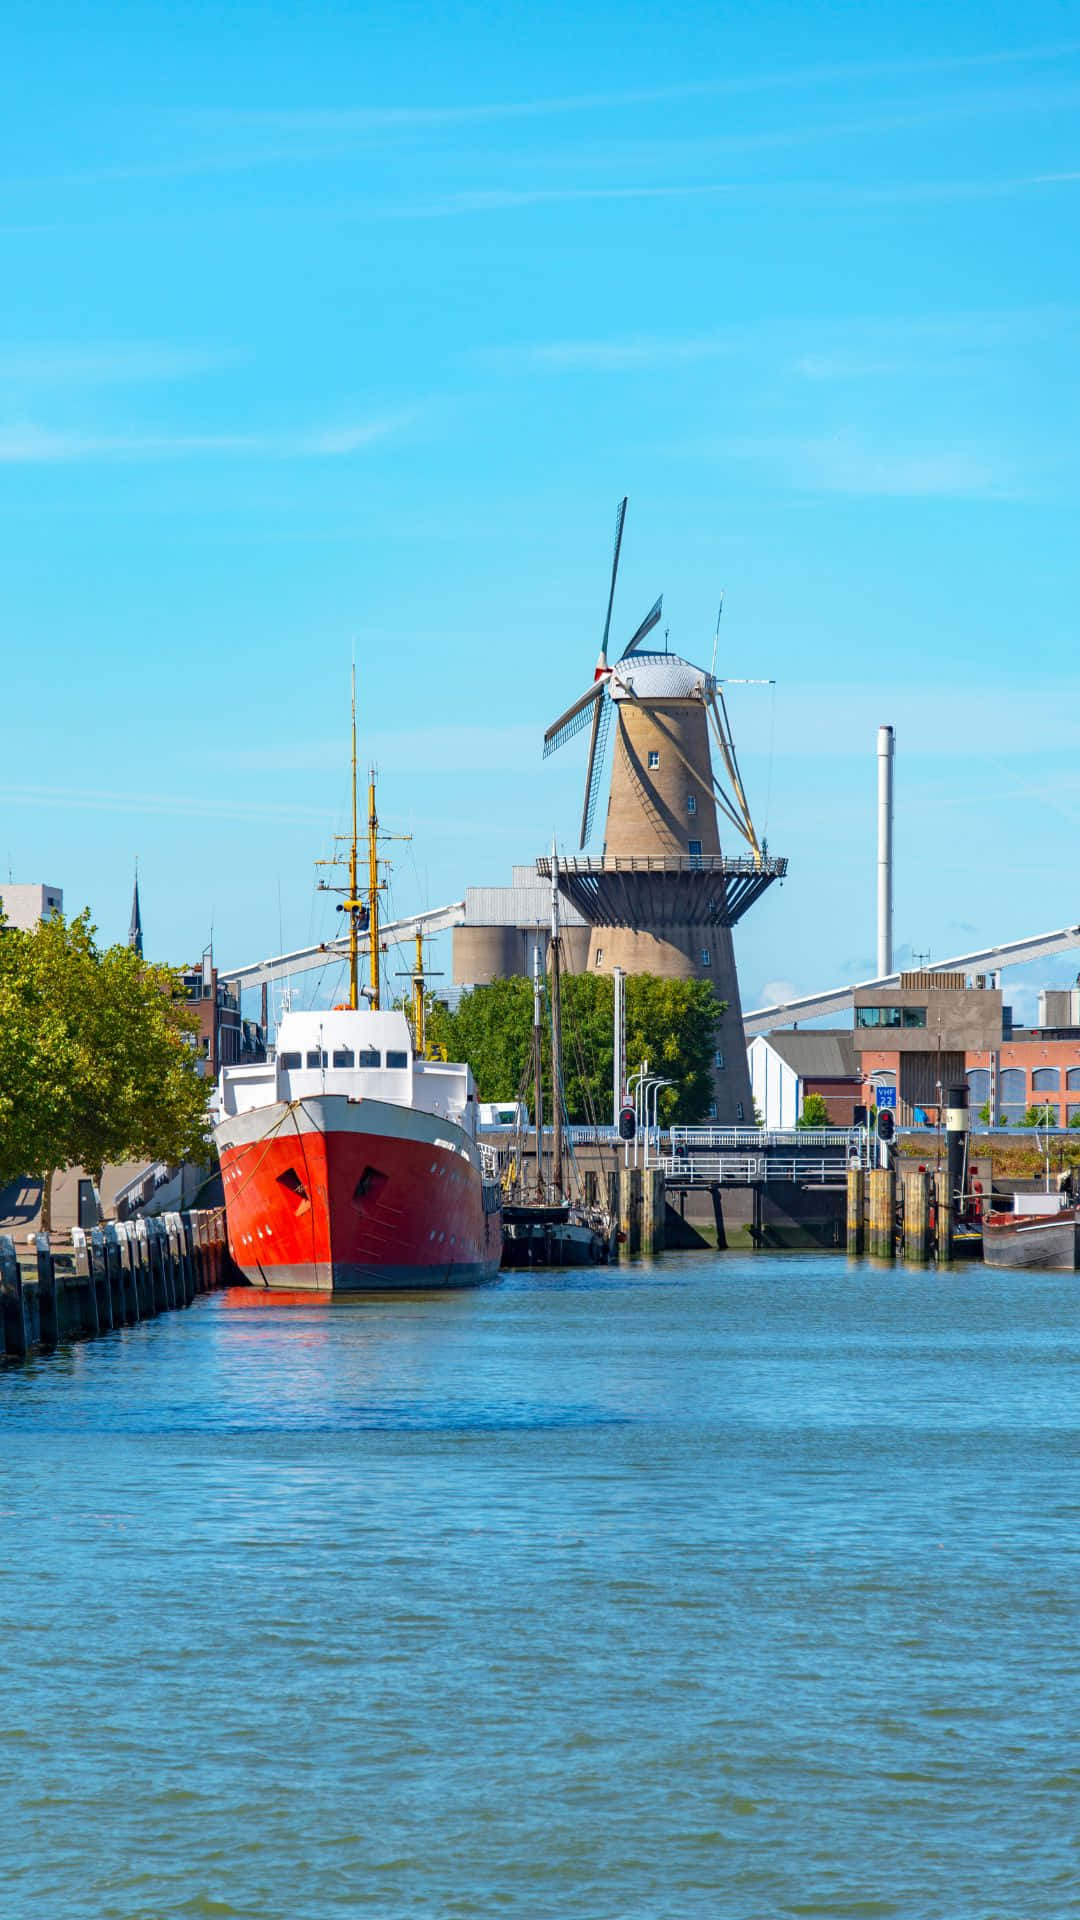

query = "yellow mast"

[
  {"left": 347, "top": 670, "right": 360, "bottom": 1009},
  {"left": 368, "top": 768, "right": 380, "bottom": 1010},
  {"left": 413, "top": 930, "right": 425, "bottom": 1055}
]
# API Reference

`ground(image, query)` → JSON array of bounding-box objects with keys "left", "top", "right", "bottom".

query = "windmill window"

[
  {"left": 595, "top": 948, "right": 604, "bottom": 965},
  {"left": 736, "top": 1101, "right": 745, "bottom": 1121},
  {"left": 687, "top": 794, "right": 697, "bottom": 814},
  {"left": 688, "top": 839, "right": 702, "bottom": 865},
  {"left": 701, "top": 948, "right": 712, "bottom": 967},
  {"left": 715, "top": 1050, "right": 725, "bottom": 1069},
  {"left": 648, "top": 751, "right": 660, "bottom": 769},
  {"left": 708, "top": 1102, "right": 718, "bottom": 1119}
]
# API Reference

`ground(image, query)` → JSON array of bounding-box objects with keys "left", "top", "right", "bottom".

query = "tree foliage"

[
  {"left": 797, "top": 1092, "right": 831, "bottom": 1129},
  {"left": 0, "top": 910, "right": 211, "bottom": 1192},
  {"left": 427, "top": 970, "right": 724, "bottom": 1124},
  {"left": 1018, "top": 1102, "right": 1058, "bottom": 1129}
]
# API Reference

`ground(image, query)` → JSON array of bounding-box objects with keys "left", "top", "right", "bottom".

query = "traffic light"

[
  {"left": 618, "top": 1104, "right": 636, "bottom": 1141},
  {"left": 876, "top": 1109, "right": 895, "bottom": 1143}
]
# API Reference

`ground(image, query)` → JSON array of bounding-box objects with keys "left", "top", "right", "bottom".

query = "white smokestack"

[{"left": 877, "top": 724, "right": 894, "bottom": 978}]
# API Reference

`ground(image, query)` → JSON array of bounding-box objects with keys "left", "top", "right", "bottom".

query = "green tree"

[
  {"left": 1018, "top": 1101, "right": 1058, "bottom": 1129},
  {"left": 797, "top": 1092, "right": 831, "bottom": 1129},
  {"left": 0, "top": 911, "right": 210, "bottom": 1225},
  {"left": 427, "top": 971, "right": 724, "bottom": 1124}
]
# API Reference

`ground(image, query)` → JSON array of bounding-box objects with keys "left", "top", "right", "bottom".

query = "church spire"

[{"left": 128, "top": 862, "right": 143, "bottom": 958}]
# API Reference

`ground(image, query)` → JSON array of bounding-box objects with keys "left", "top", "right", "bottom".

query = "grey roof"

[
  {"left": 757, "top": 1029, "right": 858, "bottom": 1077},
  {"left": 464, "top": 867, "right": 588, "bottom": 928}
]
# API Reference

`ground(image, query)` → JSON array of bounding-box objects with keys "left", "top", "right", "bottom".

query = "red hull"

[{"left": 216, "top": 1098, "right": 502, "bottom": 1291}]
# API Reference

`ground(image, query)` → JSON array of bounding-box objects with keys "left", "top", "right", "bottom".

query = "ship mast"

[
  {"left": 532, "top": 936, "right": 545, "bottom": 1201},
  {"left": 368, "top": 768, "right": 380, "bottom": 1010},
  {"left": 550, "top": 841, "right": 564, "bottom": 1203},
  {"left": 348, "top": 670, "right": 360, "bottom": 1009}
]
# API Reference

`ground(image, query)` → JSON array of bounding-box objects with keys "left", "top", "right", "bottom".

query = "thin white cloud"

[
  {"left": 675, "top": 428, "right": 1015, "bottom": 499},
  {"left": 0, "top": 411, "right": 416, "bottom": 464},
  {"left": 0, "top": 343, "right": 233, "bottom": 386},
  {"left": 226, "top": 722, "right": 540, "bottom": 777},
  {"left": 479, "top": 334, "right": 735, "bottom": 372},
  {"left": 0, "top": 784, "right": 337, "bottom": 826}
]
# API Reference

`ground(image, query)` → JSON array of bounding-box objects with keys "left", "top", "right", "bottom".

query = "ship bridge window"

[
  {"left": 386, "top": 1050, "right": 409, "bottom": 1070},
  {"left": 332, "top": 1048, "right": 355, "bottom": 1068},
  {"left": 357, "top": 1048, "right": 381, "bottom": 1068},
  {"left": 279, "top": 1052, "right": 302, "bottom": 1070},
  {"left": 306, "top": 1050, "right": 327, "bottom": 1069}
]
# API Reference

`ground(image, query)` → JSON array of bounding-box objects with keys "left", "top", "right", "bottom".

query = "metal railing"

[
  {"left": 669, "top": 1126, "right": 860, "bottom": 1151},
  {"left": 661, "top": 1153, "right": 851, "bottom": 1187}
]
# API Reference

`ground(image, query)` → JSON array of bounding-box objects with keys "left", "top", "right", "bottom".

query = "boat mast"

[
  {"left": 550, "top": 841, "right": 564, "bottom": 1203},
  {"left": 348, "top": 670, "right": 360, "bottom": 1010},
  {"left": 368, "top": 768, "right": 380, "bottom": 1010},
  {"left": 413, "top": 931, "right": 425, "bottom": 1056},
  {"left": 532, "top": 935, "right": 545, "bottom": 1201}
]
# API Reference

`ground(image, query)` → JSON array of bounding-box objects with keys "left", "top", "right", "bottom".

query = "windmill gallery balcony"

[{"left": 536, "top": 854, "right": 787, "bottom": 930}]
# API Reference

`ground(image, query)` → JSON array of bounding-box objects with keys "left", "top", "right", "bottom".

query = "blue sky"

[{"left": 4, "top": 1, "right": 1080, "bottom": 1022}]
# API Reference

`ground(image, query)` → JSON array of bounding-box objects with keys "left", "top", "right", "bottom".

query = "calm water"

[{"left": 2, "top": 1252, "right": 1078, "bottom": 1919}]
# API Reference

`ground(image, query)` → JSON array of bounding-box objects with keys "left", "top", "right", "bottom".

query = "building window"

[
  {"left": 595, "top": 948, "right": 604, "bottom": 965},
  {"left": 688, "top": 839, "right": 702, "bottom": 866},
  {"left": 715, "top": 1050, "right": 725, "bottom": 1069},
  {"left": 736, "top": 1101, "right": 744, "bottom": 1121},
  {"left": 708, "top": 1102, "right": 718, "bottom": 1119},
  {"left": 648, "top": 750, "right": 660, "bottom": 769},
  {"left": 701, "top": 948, "right": 711, "bottom": 967},
  {"left": 687, "top": 794, "right": 697, "bottom": 814},
  {"left": 1067, "top": 1069, "right": 1080, "bottom": 1092},
  {"left": 387, "top": 1050, "right": 409, "bottom": 1069},
  {"left": 306, "top": 1050, "right": 327, "bottom": 1069},
  {"left": 357, "top": 1049, "right": 381, "bottom": 1068},
  {"left": 855, "top": 1005, "right": 926, "bottom": 1030},
  {"left": 1032, "top": 1067, "right": 1061, "bottom": 1092},
  {"left": 279, "top": 1052, "right": 302, "bottom": 1070},
  {"left": 332, "top": 1049, "right": 355, "bottom": 1068}
]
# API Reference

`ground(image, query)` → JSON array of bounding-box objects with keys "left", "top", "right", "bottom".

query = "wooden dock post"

[
  {"left": 0, "top": 1234, "right": 27, "bottom": 1358},
  {"left": 846, "top": 1166, "right": 865, "bottom": 1255},
  {"left": 642, "top": 1169, "right": 666, "bottom": 1254},
  {"left": 936, "top": 1171, "right": 954, "bottom": 1263},
  {"left": 35, "top": 1233, "right": 59, "bottom": 1348},
  {"left": 903, "top": 1170, "right": 931, "bottom": 1263},
  {"left": 72, "top": 1228, "right": 101, "bottom": 1335},
  {"left": 868, "top": 1167, "right": 896, "bottom": 1260},
  {"left": 709, "top": 1182, "right": 727, "bottom": 1250}
]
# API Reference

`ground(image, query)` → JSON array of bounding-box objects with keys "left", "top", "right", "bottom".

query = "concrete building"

[
  {"left": 453, "top": 867, "right": 590, "bottom": 986},
  {"left": 853, "top": 968, "right": 1080, "bottom": 1125},
  {"left": 0, "top": 882, "right": 63, "bottom": 929},
  {"left": 749, "top": 1030, "right": 861, "bottom": 1130}
]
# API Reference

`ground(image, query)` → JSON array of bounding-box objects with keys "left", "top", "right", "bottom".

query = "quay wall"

[{"left": 0, "top": 1210, "right": 235, "bottom": 1361}]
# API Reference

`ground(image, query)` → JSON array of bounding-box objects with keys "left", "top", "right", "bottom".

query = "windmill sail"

[
  {"left": 543, "top": 679, "right": 604, "bottom": 758},
  {"left": 599, "top": 496, "right": 627, "bottom": 660},
  {"left": 619, "top": 594, "right": 663, "bottom": 659},
  {"left": 580, "top": 696, "right": 613, "bottom": 847}
]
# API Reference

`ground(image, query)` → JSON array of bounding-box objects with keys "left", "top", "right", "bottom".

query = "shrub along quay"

[{"left": 0, "top": 1209, "right": 232, "bottom": 1359}]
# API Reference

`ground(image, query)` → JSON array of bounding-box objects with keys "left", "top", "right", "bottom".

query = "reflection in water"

[{"left": 2, "top": 1252, "right": 1077, "bottom": 1917}]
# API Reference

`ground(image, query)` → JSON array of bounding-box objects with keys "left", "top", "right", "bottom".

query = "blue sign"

[{"left": 876, "top": 1084, "right": 897, "bottom": 1111}]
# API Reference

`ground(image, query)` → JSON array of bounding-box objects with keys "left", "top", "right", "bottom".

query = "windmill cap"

[{"left": 611, "top": 651, "right": 715, "bottom": 702}]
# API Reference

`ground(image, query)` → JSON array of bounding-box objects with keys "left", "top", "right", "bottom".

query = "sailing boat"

[
  {"left": 500, "top": 848, "right": 612, "bottom": 1267},
  {"left": 214, "top": 678, "right": 503, "bottom": 1291}
]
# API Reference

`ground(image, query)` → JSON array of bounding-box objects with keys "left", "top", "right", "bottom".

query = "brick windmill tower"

[{"left": 539, "top": 499, "right": 785, "bottom": 1124}]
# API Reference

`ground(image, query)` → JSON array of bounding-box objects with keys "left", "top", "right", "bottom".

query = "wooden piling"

[
  {"left": 709, "top": 1182, "right": 727, "bottom": 1250},
  {"left": 936, "top": 1172, "right": 954, "bottom": 1264},
  {"left": 868, "top": 1167, "right": 896, "bottom": 1260},
  {"left": 846, "top": 1166, "right": 865, "bottom": 1255},
  {"left": 642, "top": 1169, "right": 666, "bottom": 1254},
  {"left": 903, "top": 1170, "right": 931, "bottom": 1263},
  {"left": 34, "top": 1234, "right": 59, "bottom": 1348},
  {"left": 0, "top": 1234, "right": 26, "bottom": 1357}
]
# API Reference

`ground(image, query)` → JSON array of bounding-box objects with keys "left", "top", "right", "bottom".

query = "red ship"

[
  {"left": 215, "top": 1005, "right": 502, "bottom": 1290},
  {"left": 214, "top": 685, "right": 502, "bottom": 1292}
]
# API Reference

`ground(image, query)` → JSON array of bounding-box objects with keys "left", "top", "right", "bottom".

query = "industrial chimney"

[{"left": 877, "top": 724, "right": 894, "bottom": 978}]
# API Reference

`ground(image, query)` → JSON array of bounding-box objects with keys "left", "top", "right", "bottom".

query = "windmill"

[{"left": 538, "top": 497, "right": 787, "bottom": 1125}]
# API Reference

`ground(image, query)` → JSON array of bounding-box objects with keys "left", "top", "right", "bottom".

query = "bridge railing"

[{"left": 661, "top": 1153, "right": 851, "bottom": 1187}]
